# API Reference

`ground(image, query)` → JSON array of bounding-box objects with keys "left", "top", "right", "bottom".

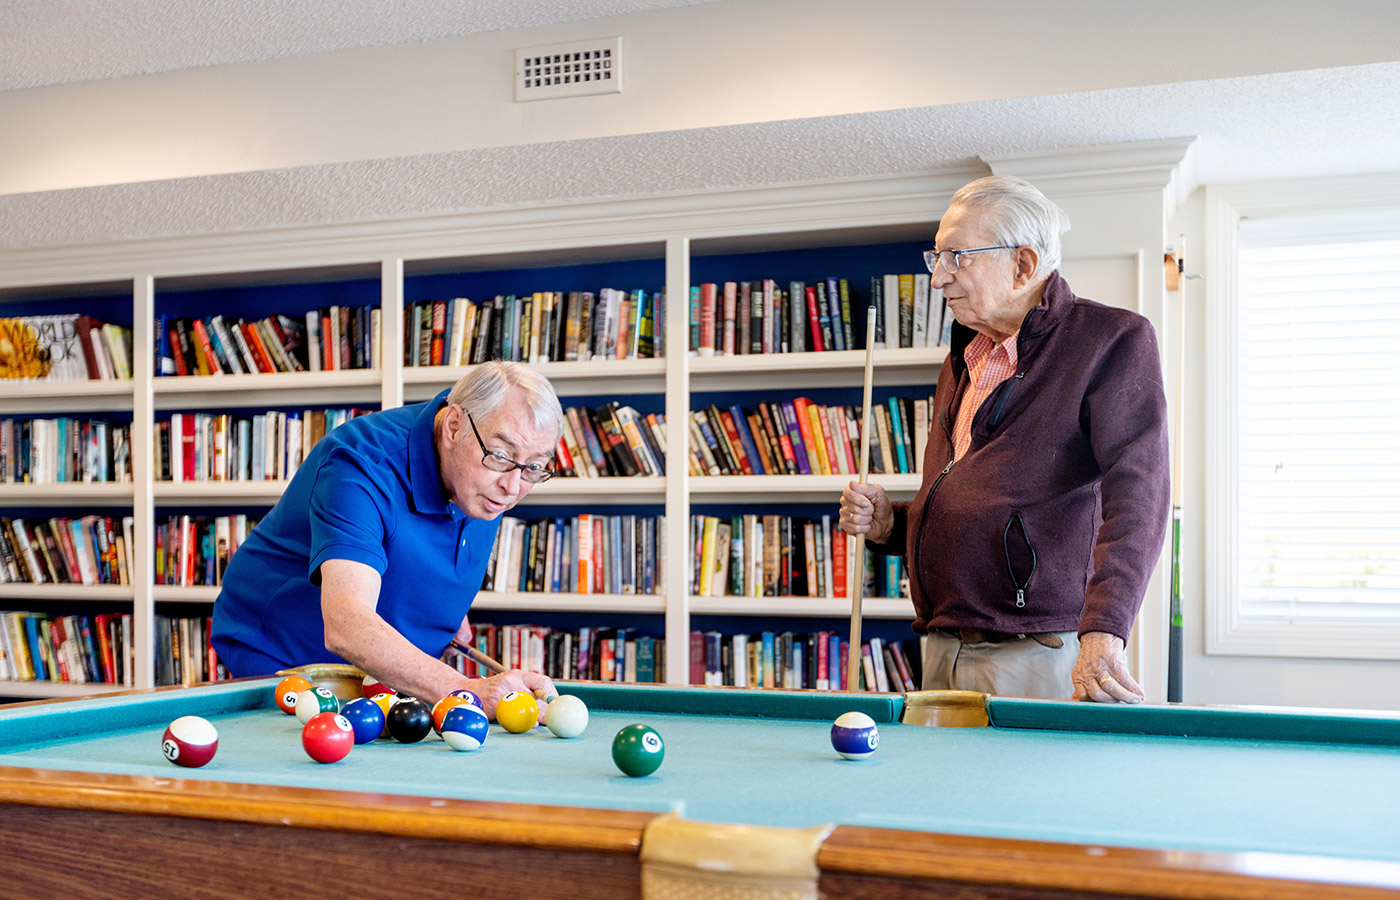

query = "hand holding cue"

[
  {"left": 449, "top": 640, "right": 554, "bottom": 702},
  {"left": 848, "top": 307, "right": 878, "bottom": 693}
]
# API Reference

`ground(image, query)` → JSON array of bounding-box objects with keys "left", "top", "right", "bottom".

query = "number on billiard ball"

[
  {"left": 611, "top": 724, "right": 664, "bottom": 777},
  {"left": 830, "top": 711, "right": 880, "bottom": 760},
  {"left": 162, "top": 715, "right": 218, "bottom": 768}
]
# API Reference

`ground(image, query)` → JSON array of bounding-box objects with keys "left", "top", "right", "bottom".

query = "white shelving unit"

[{"left": 1, "top": 181, "right": 951, "bottom": 698}]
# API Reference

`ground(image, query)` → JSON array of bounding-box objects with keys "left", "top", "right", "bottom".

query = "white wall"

[{"left": 4, "top": 0, "right": 1400, "bottom": 194}]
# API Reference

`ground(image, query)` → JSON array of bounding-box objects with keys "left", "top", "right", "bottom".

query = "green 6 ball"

[{"left": 611, "top": 724, "right": 664, "bottom": 777}]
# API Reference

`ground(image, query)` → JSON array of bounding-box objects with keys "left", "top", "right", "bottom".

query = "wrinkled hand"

[
  {"left": 1071, "top": 632, "right": 1145, "bottom": 703},
  {"left": 469, "top": 669, "right": 558, "bottom": 724},
  {"left": 839, "top": 481, "right": 894, "bottom": 544}
]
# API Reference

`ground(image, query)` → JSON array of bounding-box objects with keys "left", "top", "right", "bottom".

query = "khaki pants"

[{"left": 922, "top": 630, "right": 1080, "bottom": 699}]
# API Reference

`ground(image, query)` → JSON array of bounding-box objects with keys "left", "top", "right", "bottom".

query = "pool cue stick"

[
  {"left": 449, "top": 640, "right": 554, "bottom": 702},
  {"left": 1167, "top": 235, "right": 1188, "bottom": 703},
  {"left": 847, "top": 307, "right": 878, "bottom": 693}
]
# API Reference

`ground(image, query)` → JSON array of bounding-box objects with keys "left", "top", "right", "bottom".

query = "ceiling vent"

[{"left": 515, "top": 37, "right": 622, "bottom": 102}]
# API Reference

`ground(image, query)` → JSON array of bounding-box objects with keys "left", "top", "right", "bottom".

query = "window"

[{"left": 1206, "top": 179, "right": 1400, "bottom": 659}]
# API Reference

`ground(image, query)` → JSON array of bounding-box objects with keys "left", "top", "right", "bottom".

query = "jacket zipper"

[
  {"left": 911, "top": 413, "right": 956, "bottom": 587},
  {"left": 987, "top": 371, "right": 1025, "bottom": 428}
]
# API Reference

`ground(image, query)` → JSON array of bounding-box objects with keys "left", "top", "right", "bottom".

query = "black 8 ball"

[{"left": 386, "top": 696, "right": 433, "bottom": 743}]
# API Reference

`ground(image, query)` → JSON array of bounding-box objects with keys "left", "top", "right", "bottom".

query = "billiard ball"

[
  {"left": 295, "top": 686, "right": 340, "bottom": 725},
  {"left": 611, "top": 724, "right": 664, "bottom": 777},
  {"left": 161, "top": 715, "right": 218, "bottom": 768},
  {"left": 431, "top": 695, "right": 469, "bottom": 734},
  {"left": 339, "top": 697, "right": 387, "bottom": 744},
  {"left": 386, "top": 697, "right": 433, "bottom": 743},
  {"left": 275, "top": 675, "right": 312, "bottom": 714},
  {"left": 543, "top": 694, "right": 588, "bottom": 739},
  {"left": 361, "top": 674, "right": 395, "bottom": 699},
  {"left": 446, "top": 689, "right": 483, "bottom": 710},
  {"left": 830, "top": 711, "right": 880, "bottom": 760},
  {"left": 369, "top": 692, "right": 398, "bottom": 738},
  {"left": 494, "top": 691, "right": 538, "bottom": 733},
  {"left": 302, "top": 712, "right": 355, "bottom": 763},
  {"left": 440, "top": 705, "right": 490, "bottom": 752}
]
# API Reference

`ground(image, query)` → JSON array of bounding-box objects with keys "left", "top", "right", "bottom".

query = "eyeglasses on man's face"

[
  {"left": 923, "top": 245, "right": 1019, "bottom": 274},
  {"left": 466, "top": 411, "right": 555, "bottom": 483}
]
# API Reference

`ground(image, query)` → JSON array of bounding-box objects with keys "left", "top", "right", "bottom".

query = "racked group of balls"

[{"left": 269, "top": 673, "right": 594, "bottom": 764}]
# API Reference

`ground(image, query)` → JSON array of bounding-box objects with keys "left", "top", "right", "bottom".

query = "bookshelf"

[{"left": 0, "top": 183, "right": 958, "bottom": 698}]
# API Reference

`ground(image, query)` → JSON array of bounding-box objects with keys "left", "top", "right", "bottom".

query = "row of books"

[
  {"left": 0, "top": 417, "right": 133, "bottom": 484},
  {"left": 0, "top": 516, "right": 133, "bottom": 586},
  {"left": 450, "top": 623, "right": 667, "bottom": 684},
  {"left": 486, "top": 514, "right": 666, "bottom": 596},
  {"left": 687, "top": 396, "right": 930, "bottom": 478},
  {"left": 556, "top": 403, "right": 666, "bottom": 478},
  {"left": 0, "top": 610, "right": 229, "bottom": 686},
  {"left": 154, "top": 514, "right": 260, "bottom": 587},
  {"left": 688, "top": 275, "right": 949, "bottom": 356},
  {"left": 156, "top": 307, "right": 380, "bottom": 376},
  {"left": 690, "top": 630, "right": 920, "bottom": 692},
  {"left": 0, "top": 315, "right": 134, "bottom": 382},
  {"left": 689, "top": 514, "right": 910, "bottom": 600},
  {"left": 155, "top": 408, "right": 370, "bottom": 483},
  {"left": 404, "top": 289, "right": 665, "bottom": 369}
]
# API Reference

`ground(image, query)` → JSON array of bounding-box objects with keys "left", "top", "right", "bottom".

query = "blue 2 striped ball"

[{"left": 830, "top": 711, "right": 879, "bottom": 760}]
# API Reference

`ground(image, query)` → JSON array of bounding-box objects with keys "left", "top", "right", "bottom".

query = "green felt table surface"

[{"left": 2, "top": 680, "right": 1398, "bottom": 865}]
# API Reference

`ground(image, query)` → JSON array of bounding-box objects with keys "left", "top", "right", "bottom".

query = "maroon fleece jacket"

[{"left": 871, "top": 271, "right": 1170, "bottom": 643}]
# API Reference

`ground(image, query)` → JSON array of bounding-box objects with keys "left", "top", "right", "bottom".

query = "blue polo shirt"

[{"left": 211, "top": 390, "right": 500, "bottom": 677}]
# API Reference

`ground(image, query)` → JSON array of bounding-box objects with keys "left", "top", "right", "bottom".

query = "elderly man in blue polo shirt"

[{"left": 212, "top": 361, "right": 563, "bottom": 723}]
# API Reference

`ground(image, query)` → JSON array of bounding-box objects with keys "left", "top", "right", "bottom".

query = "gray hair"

[
  {"left": 949, "top": 175, "right": 1072, "bottom": 277},
  {"left": 446, "top": 361, "right": 563, "bottom": 441}
]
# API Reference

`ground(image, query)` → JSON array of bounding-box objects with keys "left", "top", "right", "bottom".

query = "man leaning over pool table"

[{"left": 212, "top": 361, "right": 562, "bottom": 723}]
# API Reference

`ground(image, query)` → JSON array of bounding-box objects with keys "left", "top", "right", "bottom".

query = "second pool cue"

[{"left": 848, "top": 306, "right": 878, "bottom": 693}]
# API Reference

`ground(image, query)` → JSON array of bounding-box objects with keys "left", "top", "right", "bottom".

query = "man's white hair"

[
  {"left": 446, "top": 360, "right": 563, "bottom": 441},
  {"left": 949, "top": 175, "right": 1072, "bottom": 277}
]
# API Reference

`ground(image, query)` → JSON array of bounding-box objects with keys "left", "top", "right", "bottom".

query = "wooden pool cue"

[
  {"left": 449, "top": 640, "right": 554, "bottom": 702},
  {"left": 847, "top": 306, "right": 878, "bottom": 693}
]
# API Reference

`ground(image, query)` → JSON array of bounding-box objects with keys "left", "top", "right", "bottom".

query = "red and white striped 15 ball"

[{"left": 162, "top": 715, "right": 218, "bottom": 768}]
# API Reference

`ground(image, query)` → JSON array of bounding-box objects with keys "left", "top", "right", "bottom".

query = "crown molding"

[
  {"left": 0, "top": 167, "right": 985, "bottom": 289},
  {"left": 983, "top": 137, "right": 1196, "bottom": 199}
]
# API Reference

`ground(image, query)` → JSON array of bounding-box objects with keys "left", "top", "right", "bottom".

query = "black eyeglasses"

[
  {"left": 466, "top": 411, "right": 555, "bottom": 483},
  {"left": 924, "top": 245, "right": 1019, "bottom": 274}
]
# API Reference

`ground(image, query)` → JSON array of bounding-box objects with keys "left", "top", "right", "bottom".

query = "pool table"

[{"left": 2, "top": 677, "right": 1399, "bottom": 900}]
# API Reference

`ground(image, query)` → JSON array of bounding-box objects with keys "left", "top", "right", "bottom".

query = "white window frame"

[{"left": 1205, "top": 173, "right": 1400, "bottom": 660}]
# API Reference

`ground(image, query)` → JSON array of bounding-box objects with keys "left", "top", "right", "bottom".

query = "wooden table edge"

[
  {"left": 819, "top": 825, "right": 1400, "bottom": 900},
  {"left": 0, "top": 764, "right": 652, "bottom": 855}
]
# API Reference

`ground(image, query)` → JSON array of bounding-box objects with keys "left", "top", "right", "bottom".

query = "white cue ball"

[{"left": 543, "top": 694, "right": 589, "bottom": 739}]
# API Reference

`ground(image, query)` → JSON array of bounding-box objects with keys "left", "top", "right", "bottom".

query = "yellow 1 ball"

[{"left": 495, "top": 691, "right": 539, "bottom": 733}]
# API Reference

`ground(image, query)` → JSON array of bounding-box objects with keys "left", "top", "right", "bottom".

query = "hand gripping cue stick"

[{"left": 848, "top": 307, "right": 878, "bottom": 693}]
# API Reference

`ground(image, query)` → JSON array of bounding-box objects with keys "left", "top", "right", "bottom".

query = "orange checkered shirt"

[{"left": 952, "top": 331, "right": 1020, "bottom": 460}]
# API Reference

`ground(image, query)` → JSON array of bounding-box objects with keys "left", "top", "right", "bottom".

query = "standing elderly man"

[
  {"left": 841, "top": 175, "right": 1169, "bottom": 702},
  {"left": 213, "top": 361, "right": 562, "bottom": 722}
]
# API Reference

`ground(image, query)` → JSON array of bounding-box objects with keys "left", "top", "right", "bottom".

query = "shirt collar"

[
  {"left": 964, "top": 330, "right": 1021, "bottom": 370},
  {"left": 409, "top": 389, "right": 454, "bottom": 517}
]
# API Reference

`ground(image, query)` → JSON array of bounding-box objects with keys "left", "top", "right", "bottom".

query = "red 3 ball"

[
  {"left": 302, "top": 712, "right": 355, "bottom": 763},
  {"left": 161, "top": 715, "right": 218, "bottom": 768}
]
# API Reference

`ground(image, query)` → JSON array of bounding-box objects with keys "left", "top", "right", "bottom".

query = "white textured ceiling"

[
  {"left": 6, "top": 60, "right": 1400, "bottom": 251},
  {"left": 0, "top": 0, "right": 717, "bottom": 91}
]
